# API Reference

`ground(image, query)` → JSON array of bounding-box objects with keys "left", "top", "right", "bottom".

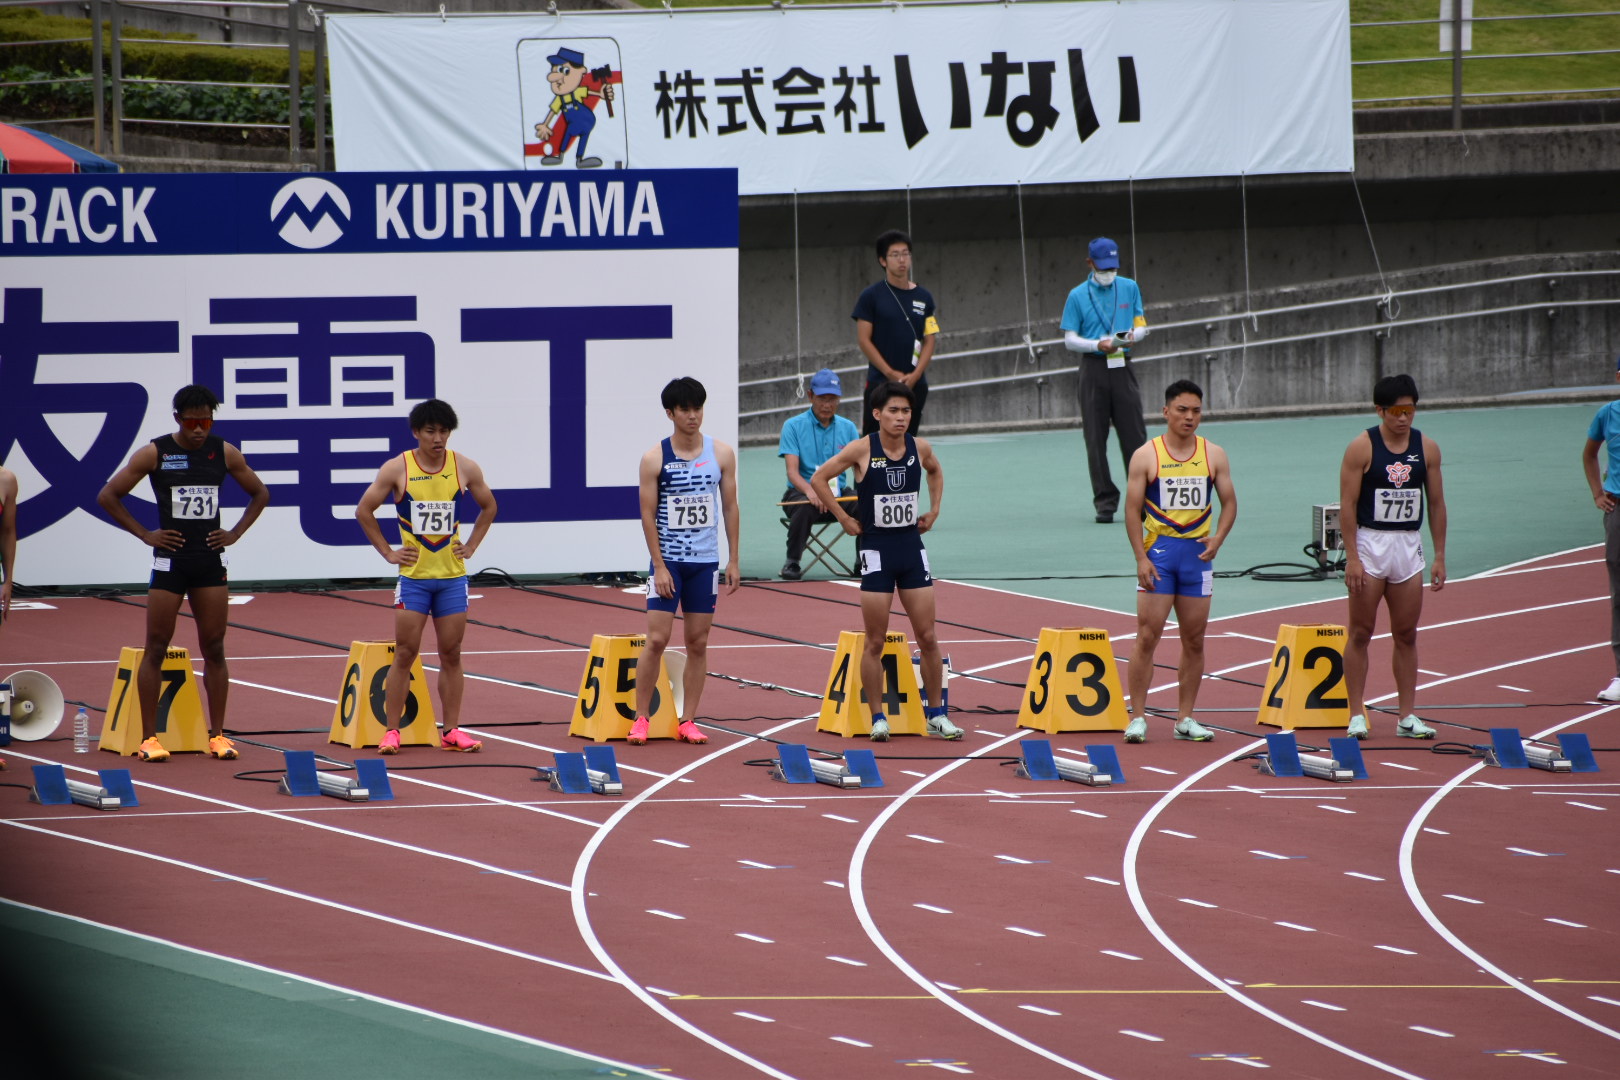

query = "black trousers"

[
  {"left": 782, "top": 487, "right": 838, "bottom": 562},
  {"left": 1078, "top": 356, "right": 1148, "bottom": 515}
]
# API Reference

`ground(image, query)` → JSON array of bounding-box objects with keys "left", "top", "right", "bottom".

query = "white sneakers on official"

[{"left": 1597, "top": 677, "right": 1620, "bottom": 703}]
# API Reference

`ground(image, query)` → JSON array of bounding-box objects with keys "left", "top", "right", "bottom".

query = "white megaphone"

[{"left": 0, "top": 670, "right": 66, "bottom": 744}]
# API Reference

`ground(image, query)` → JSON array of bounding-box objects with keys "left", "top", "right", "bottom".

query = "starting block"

[
  {"left": 100, "top": 646, "right": 209, "bottom": 756},
  {"left": 1257, "top": 625, "right": 1350, "bottom": 729},
  {"left": 542, "top": 746, "right": 623, "bottom": 795},
  {"left": 1017, "top": 628, "right": 1129, "bottom": 733},
  {"left": 1255, "top": 731, "right": 1355, "bottom": 781},
  {"left": 29, "top": 763, "right": 123, "bottom": 810},
  {"left": 328, "top": 641, "right": 438, "bottom": 750},
  {"left": 818, "top": 631, "right": 928, "bottom": 738},
  {"left": 1482, "top": 729, "right": 1587, "bottom": 773},
  {"left": 1014, "top": 740, "right": 1118, "bottom": 786},
  {"left": 768, "top": 744, "right": 863, "bottom": 789},
  {"left": 277, "top": 750, "right": 371, "bottom": 801},
  {"left": 568, "top": 634, "right": 679, "bottom": 742}
]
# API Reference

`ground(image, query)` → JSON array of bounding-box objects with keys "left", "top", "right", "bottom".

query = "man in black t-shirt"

[
  {"left": 98, "top": 385, "right": 270, "bottom": 762},
  {"left": 852, "top": 229, "right": 939, "bottom": 435}
]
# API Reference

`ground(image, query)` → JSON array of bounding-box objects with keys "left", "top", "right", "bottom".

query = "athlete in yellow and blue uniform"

[
  {"left": 356, "top": 399, "right": 498, "bottom": 755},
  {"left": 1122, "top": 380, "right": 1238, "bottom": 744}
]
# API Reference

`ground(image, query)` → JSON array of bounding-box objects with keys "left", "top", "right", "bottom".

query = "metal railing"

[
  {"left": 1350, "top": 8, "right": 1620, "bottom": 127},
  {"left": 0, "top": 0, "right": 336, "bottom": 166},
  {"left": 737, "top": 269, "right": 1620, "bottom": 421}
]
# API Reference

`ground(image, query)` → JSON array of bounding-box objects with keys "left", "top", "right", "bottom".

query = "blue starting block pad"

[
  {"left": 548, "top": 751, "right": 593, "bottom": 794},
  {"left": 1016, "top": 740, "right": 1060, "bottom": 781},
  {"left": 1328, "top": 737, "right": 1369, "bottom": 780},
  {"left": 98, "top": 768, "right": 139, "bottom": 807},
  {"left": 1488, "top": 728, "right": 1530, "bottom": 769},
  {"left": 1263, "top": 732, "right": 1306, "bottom": 778},
  {"left": 353, "top": 758, "right": 394, "bottom": 801},
  {"left": 770, "top": 744, "right": 817, "bottom": 784},
  {"left": 29, "top": 763, "right": 73, "bottom": 805},
  {"left": 277, "top": 750, "right": 322, "bottom": 796},
  {"left": 1084, "top": 744, "right": 1126, "bottom": 786},
  {"left": 842, "top": 748, "right": 884, "bottom": 788},
  {"left": 584, "top": 745, "right": 621, "bottom": 784},
  {"left": 1558, "top": 733, "right": 1600, "bottom": 773}
]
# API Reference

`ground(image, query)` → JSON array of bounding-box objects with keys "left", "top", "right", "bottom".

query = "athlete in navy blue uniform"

[
  {"left": 631, "top": 377, "right": 740, "bottom": 746},
  {"left": 811, "top": 381, "right": 960, "bottom": 741},
  {"left": 97, "top": 385, "right": 270, "bottom": 763},
  {"left": 1339, "top": 374, "right": 1448, "bottom": 740}
]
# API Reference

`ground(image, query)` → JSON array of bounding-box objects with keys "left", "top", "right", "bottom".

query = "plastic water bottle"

[{"left": 72, "top": 707, "right": 90, "bottom": 753}]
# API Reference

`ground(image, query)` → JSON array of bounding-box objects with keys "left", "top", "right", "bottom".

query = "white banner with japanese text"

[
  {"left": 327, "top": 0, "right": 1352, "bottom": 196},
  {"left": 1, "top": 169, "right": 738, "bottom": 586}
]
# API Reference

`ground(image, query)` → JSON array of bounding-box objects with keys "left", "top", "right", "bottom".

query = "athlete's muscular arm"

[
  {"left": 0, "top": 468, "right": 17, "bottom": 618},
  {"left": 354, "top": 454, "right": 416, "bottom": 567},
  {"left": 211, "top": 442, "right": 270, "bottom": 551},
  {"left": 855, "top": 320, "right": 902, "bottom": 382},
  {"left": 639, "top": 446, "right": 674, "bottom": 599},
  {"left": 717, "top": 441, "right": 742, "bottom": 594},
  {"left": 1123, "top": 441, "right": 1158, "bottom": 590},
  {"left": 97, "top": 444, "right": 183, "bottom": 551},
  {"left": 916, "top": 437, "right": 944, "bottom": 534},
  {"left": 811, "top": 438, "right": 868, "bottom": 537},
  {"left": 1199, "top": 443, "right": 1238, "bottom": 563},
  {"left": 1423, "top": 436, "right": 1446, "bottom": 592},
  {"left": 1338, "top": 433, "right": 1373, "bottom": 596},
  {"left": 453, "top": 454, "right": 498, "bottom": 562},
  {"left": 1586, "top": 438, "right": 1617, "bottom": 512}
]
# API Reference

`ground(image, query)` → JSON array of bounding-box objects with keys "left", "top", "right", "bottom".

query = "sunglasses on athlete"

[
  {"left": 179, "top": 417, "right": 214, "bottom": 431},
  {"left": 1381, "top": 406, "right": 1415, "bottom": 419}
]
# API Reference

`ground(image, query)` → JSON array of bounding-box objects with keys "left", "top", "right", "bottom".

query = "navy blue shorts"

[
  {"left": 648, "top": 561, "right": 719, "bottom": 614},
  {"left": 857, "top": 531, "right": 932, "bottom": 593},
  {"left": 395, "top": 576, "right": 469, "bottom": 618},
  {"left": 1140, "top": 535, "right": 1213, "bottom": 598}
]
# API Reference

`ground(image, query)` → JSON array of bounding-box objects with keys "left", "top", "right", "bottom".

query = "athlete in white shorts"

[{"left": 1339, "top": 374, "right": 1448, "bottom": 740}]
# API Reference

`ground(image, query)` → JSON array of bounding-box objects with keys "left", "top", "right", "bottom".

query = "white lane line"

[
  {"left": 570, "top": 714, "right": 811, "bottom": 1080},
  {"left": 1318, "top": 805, "right": 1356, "bottom": 815},
  {"left": 1408, "top": 1026, "right": 1453, "bottom": 1038},
  {"left": 653, "top": 839, "right": 689, "bottom": 849},
  {"left": 1119, "top": 1030, "right": 1164, "bottom": 1042},
  {"left": 1140, "top": 766, "right": 1177, "bottom": 776},
  {"left": 738, "top": 859, "right": 780, "bottom": 869},
  {"left": 1101, "top": 950, "right": 1142, "bottom": 961},
  {"left": 0, "top": 820, "right": 610, "bottom": 981},
  {"left": 901, "top": 770, "right": 928, "bottom": 778},
  {"left": 1379, "top": 762, "right": 1420, "bottom": 772},
  {"left": 1345, "top": 872, "right": 1386, "bottom": 882},
  {"left": 1375, "top": 945, "right": 1418, "bottom": 956},
  {"left": 827, "top": 956, "right": 868, "bottom": 967},
  {"left": 823, "top": 813, "right": 859, "bottom": 823},
  {"left": 1399, "top": 701, "right": 1620, "bottom": 1043},
  {"left": 733, "top": 1012, "right": 775, "bottom": 1023},
  {"left": 1072, "top": 809, "right": 1108, "bottom": 819},
  {"left": 1006, "top": 926, "right": 1046, "bottom": 938},
  {"left": 831, "top": 1035, "right": 873, "bottom": 1047},
  {"left": 1275, "top": 922, "right": 1317, "bottom": 933},
  {"left": 644, "top": 986, "right": 680, "bottom": 998},
  {"left": 1589, "top": 996, "right": 1620, "bottom": 1008},
  {"left": 909, "top": 834, "right": 945, "bottom": 844},
  {"left": 1423, "top": 827, "right": 1449, "bottom": 835},
  {"left": 0, "top": 899, "right": 658, "bottom": 1077},
  {"left": 914, "top": 903, "right": 954, "bottom": 914},
  {"left": 1159, "top": 829, "right": 1197, "bottom": 839},
  {"left": 1250, "top": 850, "right": 1290, "bottom": 860},
  {"left": 735, "top": 933, "right": 775, "bottom": 943},
  {"left": 1020, "top": 1005, "right": 1063, "bottom": 1016},
  {"left": 1179, "top": 899, "right": 1218, "bottom": 909},
  {"left": 847, "top": 728, "right": 1123, "bottom": 1080},
  {"left": 1086, "top": 876, "right": 1121, "bottom": 886},
  {"left": 1302, "top": 1000, "right": 1346, "bottom": 1012},
  {"left": 1567, "top": 802, "right": 1607, "bottom": 811},
  {"left": 0, "top": 748, "right": 576, "bottom": 891},
  {"left": 996, "top": 855, "right": 1035, "bottom": 864},
  {"left": 1498, "top": 685, "right": 1531, "bottom": 693},
  {"left": 1545, "top": 918, "right": 1588, "bottom": 928},
  {"left": 647, "top": 910, "right": 686, "bottom": 921},
  {"left": 1507, "top": 847, "right": 1551, "bottom": 857},
  {"left": 824, "top": 880, "right": 846, "bottom": 888},
  {"left": 1123, "top": 736, "right": 1432, "bottom": 1080},
  {"left": 1443, "top": 895, "right": 1483, "bottom": 905}
]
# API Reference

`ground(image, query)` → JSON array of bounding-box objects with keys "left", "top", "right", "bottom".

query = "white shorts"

[{"left": 1357, "top": 529, "right": 1424, "bottom": 584}]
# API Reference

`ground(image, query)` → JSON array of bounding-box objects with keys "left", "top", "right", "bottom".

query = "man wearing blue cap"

[
  {"left": 778, "top": 367, "right": 859, "bottom": 579},
  {"left": 1061, "top": 237, "right": 1150, "bottom": 523},
  {"left": 533, "top": 47, "right": 614, "bottom": 168},
  {"left": 1582, "top": 356, "right": 1620, "bottom": 702}
]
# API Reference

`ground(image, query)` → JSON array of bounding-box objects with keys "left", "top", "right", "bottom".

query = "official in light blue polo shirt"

[
  {"left": 1061, "top": 236, "right": 1151, "bottom": 523},
  {"left": 1582, "top": 355, "right": 1620, "bottom": 702},
  {"left": 778, "top": 367, "right": 859, "bottom": 579}
]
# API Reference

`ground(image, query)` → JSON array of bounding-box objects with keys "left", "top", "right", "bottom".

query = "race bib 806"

[{"left": 873, "top": 491, "right": 919, "bottom": 528}]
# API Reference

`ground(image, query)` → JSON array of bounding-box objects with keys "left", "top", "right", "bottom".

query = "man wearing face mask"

[{"left": 1061, "top": 237, "right": 1150, "bottom": 524}]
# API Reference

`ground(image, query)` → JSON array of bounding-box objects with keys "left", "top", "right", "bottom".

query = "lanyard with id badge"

[{"left": 1087, "top": 283, "right": 1131, "bottom": 369}]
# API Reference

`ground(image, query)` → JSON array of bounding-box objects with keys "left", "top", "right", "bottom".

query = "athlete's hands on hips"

[
  {"left": 1136, "top": 556, "right": 1159, "bottom": 591},
  {"left": 206, "top": 528, "right": 241, "bottom": 551},
  {"left": 839, "top": 517, "right": 862, "bottom": 537},
  {"left": 652, "top": 565, "right": 675, "bottom": 599},
  {"left": 1598, "top": 492, "right": 1617, "bottom": 513},
  {"left": 144, "top": 528, "right": 185, "bottom": 551},
  {"left": 1344, "top": 555, "right": 1363, "bottom": 596},
  {"left": 452, "top": 540, "right": 476, "bottom": 560},
  {"left": 918, "top": 510, "right": 939, "bottom": 534},
  {"left": 724, "top": 559, "right": 740, "bottom": 595},
  {"left": 1429, "top": 555, "right": 1446, "bottom": 592},
  {"left": 1196, "top": 536, "right": 1223, "bottom": 563},
  {"left": 384, "top": 546, "right": 419, "bottom": 568}
]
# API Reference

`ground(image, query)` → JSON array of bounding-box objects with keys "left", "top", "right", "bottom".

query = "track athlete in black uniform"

[
  {"left": 98, "top": 385, "right": 270, "bottom": 762},
  {"left": 810, "top": 381, "right": 960, "bottom": 741},
  {"left": 1339, "top": 374, "right": 1447, "bottom": 740}
]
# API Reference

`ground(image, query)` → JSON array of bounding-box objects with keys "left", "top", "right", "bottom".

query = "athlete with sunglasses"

[
  {"left": 97, "top": 384, "right": 270, "bottom": 762},
  {"left": 1338, "top": 374, "right": 1447, "bottom": 741}
]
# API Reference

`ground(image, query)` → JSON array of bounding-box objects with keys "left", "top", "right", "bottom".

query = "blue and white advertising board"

[{"left": 0, "top": 169, "right": 739, "bottom": 586}]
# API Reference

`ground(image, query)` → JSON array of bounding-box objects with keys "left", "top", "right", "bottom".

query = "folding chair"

[{"left": 777, "top": 495, "right": 858, "bottom": 577}]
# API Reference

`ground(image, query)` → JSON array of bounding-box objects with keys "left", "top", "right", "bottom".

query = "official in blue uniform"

[
  {"left": 1582, "top": 356, "right": 1620, "bottom": 703},
  {"left": 810, "top": 381, "right": 961, "bottom": 741}
]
